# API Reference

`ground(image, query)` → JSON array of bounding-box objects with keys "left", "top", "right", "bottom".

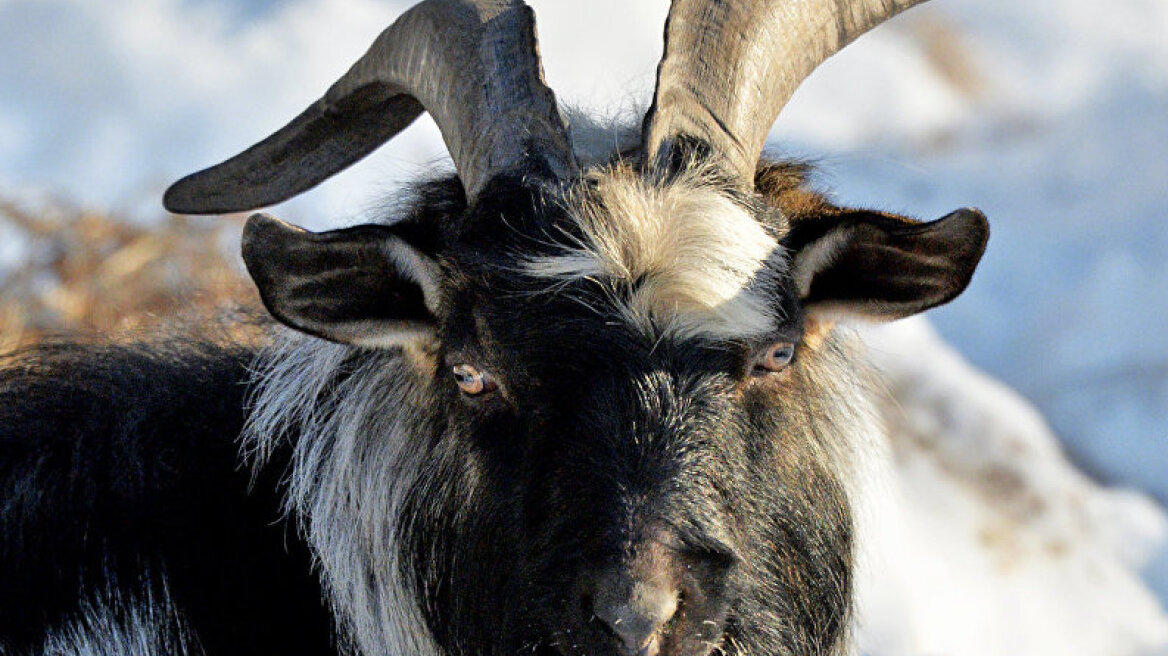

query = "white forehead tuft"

[{"left": 525, "top": 166, "right": 785, "bottom": 339}]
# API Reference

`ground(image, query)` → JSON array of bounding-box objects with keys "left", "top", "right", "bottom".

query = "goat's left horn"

[
  {"left": 164, "top": 0, "right": 576, "bottom": 214},
  {"left": 642, "top": 0, "right": 930, "bottom": 187}
]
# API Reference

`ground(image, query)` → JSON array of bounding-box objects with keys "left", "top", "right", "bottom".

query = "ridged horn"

[
  {"left": 642, "top": 0, "right": 930, "bottom": 186},
  {"left": 164, "top": 0, "right": 576, "bottom": 214}
]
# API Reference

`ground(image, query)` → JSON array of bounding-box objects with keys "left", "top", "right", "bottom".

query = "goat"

[{"left": 0, "top": 1, "right": 989, "bottom": 655}]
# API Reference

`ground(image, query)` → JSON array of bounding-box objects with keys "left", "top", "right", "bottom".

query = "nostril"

[{"left": 591, "top": 578, "right": 678, "bottom": 656}]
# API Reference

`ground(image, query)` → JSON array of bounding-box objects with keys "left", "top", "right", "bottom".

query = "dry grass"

[{"left": 0, "top": 198, "right": 262, "bottom": 351}]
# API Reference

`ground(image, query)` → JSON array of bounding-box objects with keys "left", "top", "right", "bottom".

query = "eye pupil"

[
  {"left": 451, "top": 363, "right": 496, "bottom": 396},
  {"left": 759, "top": 342, "right": 795, "bottom": 374}
]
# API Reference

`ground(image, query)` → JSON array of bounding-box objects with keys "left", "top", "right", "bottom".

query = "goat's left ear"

[
  {"left": 787, "top": 207, "right": 989, "bottom": 320},
  {"left": 242, "top": 213, "right": 441, "bottom": 347}
]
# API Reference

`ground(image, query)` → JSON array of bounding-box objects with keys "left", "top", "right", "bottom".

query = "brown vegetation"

[{"left": 0, "top": 198, "right": 260, "bottom": 351}]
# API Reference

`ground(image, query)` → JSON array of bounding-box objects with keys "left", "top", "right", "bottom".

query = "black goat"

[{"left": 1, "top": 1, "right": 987, "bottom": 655}]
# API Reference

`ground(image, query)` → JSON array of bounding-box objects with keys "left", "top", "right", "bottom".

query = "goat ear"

[
  {"left": 242, "top": 214, "right": 441, "bottom": 347},
  {"left": 786, "top": 207, "right": 989, "bottom": 321}
]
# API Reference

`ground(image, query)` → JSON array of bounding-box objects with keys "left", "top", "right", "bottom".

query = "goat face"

[
  {"left": 164, "top": 2, "right": 987, "bottom": 654},
  {"left": 427, "top": 170, "right": 835, "bottom": 655},
  {"left": 238, "top": 160, "right": 986, "bottom": 656}
]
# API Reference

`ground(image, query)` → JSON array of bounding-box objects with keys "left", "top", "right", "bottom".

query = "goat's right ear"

[{"left": 242, "top": 214, "right": 441, "bottom": 348}]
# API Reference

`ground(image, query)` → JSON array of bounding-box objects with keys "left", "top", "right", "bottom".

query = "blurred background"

[{"left": 0, "top": 0, "right": 1165, "bottom": 647}]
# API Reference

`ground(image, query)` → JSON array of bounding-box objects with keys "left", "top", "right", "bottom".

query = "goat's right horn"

[{"left": 164, "top": 0, "right": 576, "bottom": 214}]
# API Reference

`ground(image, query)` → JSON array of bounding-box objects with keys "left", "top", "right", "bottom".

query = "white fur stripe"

[{"left": 526, "top": 165, "right": 784, "bottom": 339}]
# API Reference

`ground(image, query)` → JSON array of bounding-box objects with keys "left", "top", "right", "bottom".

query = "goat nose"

[{"left": 592, "top": 573, "right": 678, "bottom": 656}]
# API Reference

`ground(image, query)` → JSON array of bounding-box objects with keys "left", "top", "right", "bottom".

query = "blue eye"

[
  {"left": 758, "top": 342, "right": 795, "bottom": 373},
  {"left": 452, "top": 364, "right": 498, "bottom": 395}
]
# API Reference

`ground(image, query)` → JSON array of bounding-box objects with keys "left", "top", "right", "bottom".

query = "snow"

[
  {"left": 1, "top": 0, "right": 1166, "bottom": 651},
  {"left": 858, "top": 318, "right": 1168, "bottom": 655},
  {"left": 0, "top": 223, "right": 27, "bottom": 278}
]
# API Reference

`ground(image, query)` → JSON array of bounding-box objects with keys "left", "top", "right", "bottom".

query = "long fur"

[
  {"left": 242, "top": 332, "right": 442, "bottom": 656},
  {"left": 40, "top": 570, "right": 197, "bottom": 656}
]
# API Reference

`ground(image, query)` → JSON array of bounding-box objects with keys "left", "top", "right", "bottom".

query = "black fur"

[{"left": 0, "top": 339, "right": 333, "bottom": 654}]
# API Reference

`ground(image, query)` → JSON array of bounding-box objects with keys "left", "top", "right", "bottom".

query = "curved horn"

[
  {"left": 164, "top": 0, "right": 575, "bottom": 214},
  {"left": 643, "top": 0, "right": 930, "bottom": 186}
]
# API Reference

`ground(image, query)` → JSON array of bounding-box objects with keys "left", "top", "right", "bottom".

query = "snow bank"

[{"left": 857, "top": 318, "right": 1168, "bottom": 655}]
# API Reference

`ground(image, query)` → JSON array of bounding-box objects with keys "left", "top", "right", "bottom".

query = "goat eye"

[
  {"left": 451, "top": 364, "right": 497, "bottom": 396},
  {"left": 757, "top": 342, "right": 795, "bottom": 374}
]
